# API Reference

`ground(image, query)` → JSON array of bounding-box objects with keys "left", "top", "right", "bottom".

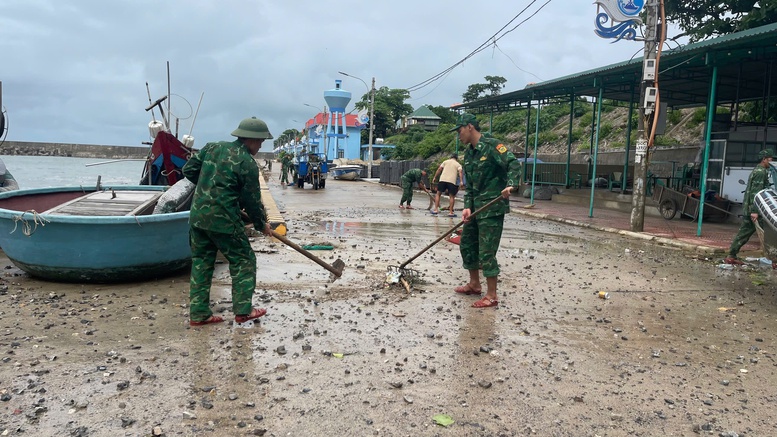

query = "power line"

[
  {"left": 405, "top": 0, "right": 552, "bottom": 93},
  {"left": 405, "top": 0, "right": 539, "bottom": 92}
]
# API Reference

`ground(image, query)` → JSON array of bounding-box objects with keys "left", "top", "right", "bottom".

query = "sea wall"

[{"left": 0, "top": 141, "right": 149, "bottom": 159}]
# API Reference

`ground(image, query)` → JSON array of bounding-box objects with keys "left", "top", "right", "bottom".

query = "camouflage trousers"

[
  {"left": 189, "top": 226, "right": 256, "bottom": 321},
  {"left": 459, "top": 214, "right": 505, "bottom": 277},
  {"left": 400, "top": 179, "right": 414, "bottom": 205},
  {"left": 728, "top": 216, "right": 761, "bottom": 257},
  {"left": 281, "top": 165, "right": 289, "bottom": 184}
]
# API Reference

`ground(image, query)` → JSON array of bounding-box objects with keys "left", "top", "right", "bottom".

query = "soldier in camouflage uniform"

[
  {"left": 451, "top": 113, "right": 521, "bottom": 308},
  {"left": 280, "top": 153, "right": 290, "bottom": 185},
  {"left": 183, "top": 116, "right": 273, "bottom": 326},
  {"left": 725, "top": 148, "right": 775, "bottom": 265},
  {"left": 399, "top": 168, "right": 429, "bottom": 209},
  {"left": 288, "top": 153, "right": 298, "bottom": 182}
]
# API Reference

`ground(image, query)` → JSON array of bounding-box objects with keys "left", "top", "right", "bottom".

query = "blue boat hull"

[{"left": 0, "top": 186, "right": 191, "bottom": 283}]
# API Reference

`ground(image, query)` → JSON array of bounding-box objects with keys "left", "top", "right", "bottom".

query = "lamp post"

[{"left": 338, "top": 71, "right": 375, "bottom": 179}]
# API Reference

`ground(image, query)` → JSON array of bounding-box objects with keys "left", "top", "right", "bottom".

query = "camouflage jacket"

[
  {"left": 462, "top": 133, "right": 522, "bottom": 218},
  {"left": 744, "top": 165, "right": 771, "bottom": 215},
  {"left": 401, "top": 168, "right": 424, "bottom": 184},
  {"left": 183, "top": 139, "right": 267, "bottom": 234}
]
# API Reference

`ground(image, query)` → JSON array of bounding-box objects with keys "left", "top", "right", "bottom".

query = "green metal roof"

[
  {"left": 409, "top": 105, "right": 442, "bottom": 119},
  {"left": 454, "top": 23, "right": 777, "bottom": 113}
]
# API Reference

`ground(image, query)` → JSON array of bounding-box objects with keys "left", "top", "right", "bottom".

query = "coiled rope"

[{"left": 11, "top": 210, "right": 50, "bottom": 236}]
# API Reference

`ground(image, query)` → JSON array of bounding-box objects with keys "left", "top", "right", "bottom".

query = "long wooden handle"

[
  {"left": 270, "top": 230, "right": 343, "bottom": 277},
  {"left": 399, "top": 195, "right": 507, "bottom": 269}
]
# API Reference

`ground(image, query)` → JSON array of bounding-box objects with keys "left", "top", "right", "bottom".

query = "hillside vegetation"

[{"left": 385, "top": 100, "right": 712, "bottom": 168}]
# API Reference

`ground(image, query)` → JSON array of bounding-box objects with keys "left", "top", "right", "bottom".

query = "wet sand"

[{"left": 1, "top": 171, "right": 775, "bottom": 436}]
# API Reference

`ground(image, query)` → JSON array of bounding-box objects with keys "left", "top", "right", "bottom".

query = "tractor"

[{"left": 296, "top": 152, "right": 328, "bottom": 190}]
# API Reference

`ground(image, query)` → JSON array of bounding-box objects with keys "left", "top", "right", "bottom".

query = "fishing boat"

[
  {"left": 331, "top": 164, "right": 362, "bottom": 181},
  {"left": 0, "top": 184, "right": 191, "bottom": 282},
  {"left": 0, "top": 68, "right": 201, "bottom": 282}
]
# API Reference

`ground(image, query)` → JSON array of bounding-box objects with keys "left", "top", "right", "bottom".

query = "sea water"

[{"left": 0, "top": 155, "right": 147, "bottom": 189}]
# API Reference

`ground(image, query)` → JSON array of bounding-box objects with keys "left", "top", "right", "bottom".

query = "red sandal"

[
  {"left": 189, "top": 315, "right": 225, "bottom": 326},
  {"left": 454, "top": 284, "right": 482, "bottom": 295},
  {"left": 472, "top": 297, "right": 498, "bottom": 308},
  {"left": 235, "top": 308, "right": 267, "bottom": 323}
]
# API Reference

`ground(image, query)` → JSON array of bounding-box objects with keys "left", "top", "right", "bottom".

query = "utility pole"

[
  {"left": 367, "top": 77, "right": 375, "bottom": 179},
  {"left": 629, "top": 0, "right": 659, "bottom": 232}
]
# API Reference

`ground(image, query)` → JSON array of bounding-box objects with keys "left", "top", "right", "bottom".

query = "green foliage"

[
  {"left": 462, "top": 76, "right": 508, "bottom": 102},
  {"left": 689, "top": 107, "right": 707, "bottom": 127},
  {"left": 654, "top": 135, "right": 680, "bottom": 147},
  {"left": 527, "top": 131, "right": 560, "bottom": 147},
  {"left": 664, "top": 0, "right": 776, "bottom": 42},
  {"left": 543, "top": 103, "right": 572, "bottom": 120},
  {"left": 576, "top": 142, "right": 592, "bottom": 153},
  {"left": 667, "top": 109, "right": 683, "bottom": 125},
  {"left": 425, "top": 105, "right": 457, "bottom": 124},
  {"left": 491, "top": 110, "right": 526, "bottom": 136},
  {"left": 355, "top": 87, "right": 413, "bottom": 141},
  {"left": 738, "top": 101, "right": 777, "bottom": 123},
  {"left": 383, "top": 123, "right": 458, "bottom": 160},
  {"left": 629, "top": 112, "right": 638, "bottom": 131},
  {"left": 578, "top": 112, "right": 593, "bottom": 128},
  {"left": 600, "top": 99, "right": 619, "bottom": 113},
  {"left": 273, "top": 128, "right": 300, "bottom": 148},
  {"left": 570, "top": 128, "right": 584, "bottom": 143},
  {"left": 573, "top": 98, "right": 591, "bottom": 118},
  {"left": 598, "top": 122, "right": 614, "bottom": 138}
]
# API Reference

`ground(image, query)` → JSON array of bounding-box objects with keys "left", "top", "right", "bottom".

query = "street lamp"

[{"left": 338, "top": 71, "right": 375, "bottom": 179}]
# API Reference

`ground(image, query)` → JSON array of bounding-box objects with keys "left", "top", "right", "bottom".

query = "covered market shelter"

[{"left": 453, "top": 22, "right": 777, "bottom": 235}]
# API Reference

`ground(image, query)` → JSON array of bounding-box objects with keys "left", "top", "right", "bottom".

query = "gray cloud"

[{"left": 1, "top": 0, "right": 656, "bottom": 153}]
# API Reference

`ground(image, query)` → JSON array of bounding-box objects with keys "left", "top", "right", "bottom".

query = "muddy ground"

[{"left": 1, "top": 169, "right": 776, "bottom": 437}]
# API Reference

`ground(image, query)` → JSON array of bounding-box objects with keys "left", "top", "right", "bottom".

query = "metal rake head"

[{"left": 386, "top": 265, "right": 420, "bottom": 283}]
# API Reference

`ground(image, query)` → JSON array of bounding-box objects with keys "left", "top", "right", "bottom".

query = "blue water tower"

[{"left": 323, "top": 80, "right": 351, "bottom": 160}]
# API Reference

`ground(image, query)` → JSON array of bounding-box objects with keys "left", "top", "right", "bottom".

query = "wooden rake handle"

[
  {"left": 270, "top": 230, "right": 343, "bottom": 277},
  {"left": 399, "top": 195, "right": 507, "bottom": 269}
]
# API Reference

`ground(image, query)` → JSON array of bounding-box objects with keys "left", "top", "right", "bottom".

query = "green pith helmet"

[{"left": 231, "top": 116, "right": 274, "bottom": 139}]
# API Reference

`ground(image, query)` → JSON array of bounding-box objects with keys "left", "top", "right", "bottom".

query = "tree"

[
  {"left": 355, "top": 87, "right": 414, "bottom": 141},
  {"left": 273, "top": 128, "right": 299, "bottom": 148},
  {"left": 462, "top": 76, "right": 508, "bottom": 102},
  {"left": 663, "top": 0, "right": 776, "bottom": 42},
  {"left": 426, "top": 105, "right": 457, "bottom": 125}
]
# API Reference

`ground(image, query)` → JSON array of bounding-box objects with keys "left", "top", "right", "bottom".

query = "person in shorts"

[{"left": 432, "top": 154, "right": 463, "bottom": 217}]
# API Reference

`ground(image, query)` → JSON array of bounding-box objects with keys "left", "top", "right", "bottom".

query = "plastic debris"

[
  {"left": 433, "top": 414, "right": 455, "bottom": 427},
  {"left": 301, "top": 245, "right": 334, "bottom": 250}
]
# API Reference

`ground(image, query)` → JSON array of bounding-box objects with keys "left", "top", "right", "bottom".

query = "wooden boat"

[
  {"left": 0, "top": 185, "right": 191, "bottom": 282},
  {"left": 331, "top": 164, "right": 362, "bottom": 181}
]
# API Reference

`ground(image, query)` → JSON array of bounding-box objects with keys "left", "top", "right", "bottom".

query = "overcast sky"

[{"left": 1, "top": 0, "right": 662, "bottom": 153}]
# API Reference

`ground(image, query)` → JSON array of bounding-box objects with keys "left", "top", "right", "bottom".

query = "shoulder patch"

[{"left": 497, "top": 144, "right": 507, "bottom": 154}]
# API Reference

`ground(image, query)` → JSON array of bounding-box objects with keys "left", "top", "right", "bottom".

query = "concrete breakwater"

[{"left": 1, "top": 141, "right": 150, "bottom": 159}]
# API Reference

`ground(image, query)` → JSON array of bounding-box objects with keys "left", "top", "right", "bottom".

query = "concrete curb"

[
  {"left": 509, "top": 206, "right": 723, "bottom": 255},
  {"left": 258, "top": 168, "right": 287, "bottom": 235}
]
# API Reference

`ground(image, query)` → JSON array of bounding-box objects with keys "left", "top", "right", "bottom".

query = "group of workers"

[
  {"left": 184, "top": 112, "right": 521, "bottom": 325},
  {"left": 398, "top": 154, "right": 463, "bottom": 218},
  {"left": 181, "top": 110, "right": 774, "bottom": 325}
]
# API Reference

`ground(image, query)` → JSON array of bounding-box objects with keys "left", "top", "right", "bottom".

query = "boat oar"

[
  {"left": 387, "top": 194, "right": 508, "bottom": 290},
  {"left": 270, "top": 230, "right": 345, "bottom": 282}
]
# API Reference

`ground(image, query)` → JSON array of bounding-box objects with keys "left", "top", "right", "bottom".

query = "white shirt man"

[{"left": 432, "top": 154, "right": 464, "bottom": 216}]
